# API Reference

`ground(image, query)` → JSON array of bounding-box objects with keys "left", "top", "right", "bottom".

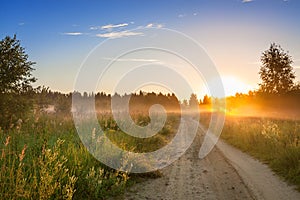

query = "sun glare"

[{"left": 221, "top": 76, "right": 251, "bottom": 97}]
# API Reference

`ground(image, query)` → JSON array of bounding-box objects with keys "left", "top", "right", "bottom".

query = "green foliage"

[
  {"left": 54, "top": 94, "right": 71, "bottom": 114},
  {"left": 0, "top": 35, "right": 36, "bottom": 94},
  {"left": 0, "top": 112, "right": 176, "bottom": 199},
  {"left": 0, "top": 35, "right": 36, "bottom": 129},
  {"left": 38, "top": 139, "right": 77, "bottom": 199},
  {"left": 259, "top": 43, "right": 295, "bottom": 95},
  {"left": 84, "top": 166, "right": 129, "bottom": 199},
  {"left": 0, "top": 135, "right": 77, "bottom": 199},
  {"left": 0, "top": 93, "right": 33, "bottom": 129},
  {"left": 105, "top": 114, "right": 179, "bottom": 153}
]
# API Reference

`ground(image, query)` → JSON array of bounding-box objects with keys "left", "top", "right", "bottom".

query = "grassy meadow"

[
  {"left": 1, "top": 96, "right": 300, "bottom": 199},
  {"left": 201, "top": 112, "right": 300, "bottom": 191},
  {"left": 0, "top": 112, "right": 179, "bottom": 199}
]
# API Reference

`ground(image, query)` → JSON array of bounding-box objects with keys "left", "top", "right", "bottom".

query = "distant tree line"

[{"left": 1, "top": 35, "right": 300, "bottom": 129}]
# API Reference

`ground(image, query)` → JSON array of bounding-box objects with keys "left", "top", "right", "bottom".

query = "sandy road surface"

[
  {"left": 215, "top": 133, "right": 300, "bottom": 200},
  {"left": 115, "top": 127, "right": 257, "bottom": 200},
  {"left": 113, "top": 124, "right": 300, "bottom": 200}
]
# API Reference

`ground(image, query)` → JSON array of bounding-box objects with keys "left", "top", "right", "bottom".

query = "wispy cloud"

[
  {"left": 146, "top": 23, "right": 164, "bottom": 28},
  {"left": 178, "top": 14, "right": 186, "bottom": 18},
  {"left": 157, "top": 24, "right": 163, "bottom": 28},
  {"left": 90, "top": 23, "right": 129, "bottom": 30},
  {"left": 62, "top": 32, "right": 83, "bottom": 36},
  {"left": 146, "top": 23, "right": 154, "bottom": 28},
  {"left": 242, "top": 0, "right": 253, "bottom": 3},
  {"left": 96, "top": 31, "right": 143, "bottom": 39},
  {"left": 90, "top": 26, "right": 99, "bottom": 30},
  {"left": 18, "top": 22, "right": 25, "bottom": 26},
  {"left": 101, "top": 23, "right": 128, "bottom": 30}
]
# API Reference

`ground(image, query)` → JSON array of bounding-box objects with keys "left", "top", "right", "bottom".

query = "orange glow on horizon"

[{"left": 221, "top": 76, "right": 253, "bottom": 97}]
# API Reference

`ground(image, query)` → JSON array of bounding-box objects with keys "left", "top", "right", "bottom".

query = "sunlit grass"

[
  {"left": 0, "top": 115, "right": 127, "bottom": 199},
  {"left": 0, "top": 112, "right": 177, "bottom": 199},
  {"left": 201, "top": 114, "right": 300, "bottom": 191},
  {"left": 104, "top": 114, "right": 180, "bottom": 153}
]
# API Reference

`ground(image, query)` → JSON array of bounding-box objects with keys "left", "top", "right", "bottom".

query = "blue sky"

[{"left": 1, "top": 0, "right": 300, "bottom": 96}]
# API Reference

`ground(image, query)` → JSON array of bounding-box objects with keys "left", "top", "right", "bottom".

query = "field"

[
  {"left": 0, "top": 112, "right": 179, "bottom": 199},
  {"left": 1, "top": 109, "right": 300, "bottom": 199}
]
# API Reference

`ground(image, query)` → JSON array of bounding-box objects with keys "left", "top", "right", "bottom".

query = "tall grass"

[
  {"left": 0, "top": 114, "right": 129, "bottom": 199},
  {"left": 0, "top": 112, "right": 177, "bottom": 199},
  {"left": 105, "top": 114, "right": 180, "bottom": 153},
  {"left": 214, "top": 115, "right": 300, "bottom": 190}
]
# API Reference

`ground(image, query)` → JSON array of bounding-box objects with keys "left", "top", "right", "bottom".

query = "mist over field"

[{"left": 1, "top": 0, "right": 300, "bottom": 199}]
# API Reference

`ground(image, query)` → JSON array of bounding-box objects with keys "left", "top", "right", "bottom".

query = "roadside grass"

[
  {"left": 201, "top": 113, "right": 300, "bottom": 191},
  {"left": 105, "top": 114, "right": 180, "bottom": 153},
  {"left": 0, "top": 113, "right": 178, "bottom": 199}
]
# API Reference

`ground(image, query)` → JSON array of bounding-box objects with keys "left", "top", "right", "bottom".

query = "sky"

[{"left": 1, "top": 0, "right": 300, "bottom": 98}]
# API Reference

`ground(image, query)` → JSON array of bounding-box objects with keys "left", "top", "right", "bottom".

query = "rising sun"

[{"left": 221, "top": 76, "right": 252, "bottom": 97}]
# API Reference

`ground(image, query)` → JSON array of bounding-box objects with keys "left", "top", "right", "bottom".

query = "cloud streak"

[
  {"left": 242, "top": 0, "right": 253, "bottom": 3},
  {"left": 146, "top": 23, "right": 154, "bottom": 28},
  {"left": 178, "top": 14, "right": 186, "bottom": 18},
  {"left": 90, "top": 26, "right": 99, "bottom": 30},
  {"left": 101, "top": 23, "right": 128, "bottom": 30},
  {"left": 96, "top": 31, "right": 143, "bottom": 39},
  {"left": 62, "top": 32, "right": 83, "bottom": 36},
  {"left": 146, "top": 23, "right": 164, "bottom": 28}
]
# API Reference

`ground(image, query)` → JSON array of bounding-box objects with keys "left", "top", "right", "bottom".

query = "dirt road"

[{"left": 115, "top": 126, "right": 300, "bottom": 200}]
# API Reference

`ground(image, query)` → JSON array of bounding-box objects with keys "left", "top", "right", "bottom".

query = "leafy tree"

[
  {"left": 0, "top": 35, "right": 36, "bottom": 128},
  {"left": 259, "top": 43, "right": 295, "bottom": 95},
  {"left": 0, "top": 35, "right": 36, "bottom": 93}
]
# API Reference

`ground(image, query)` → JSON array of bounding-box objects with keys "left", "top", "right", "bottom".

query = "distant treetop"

[
  {"left": 258, "top": 43, "right": 295, "bottom": 95},
  {"left": 0, "top": 34, "right": 36, "bottom": 94}
]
